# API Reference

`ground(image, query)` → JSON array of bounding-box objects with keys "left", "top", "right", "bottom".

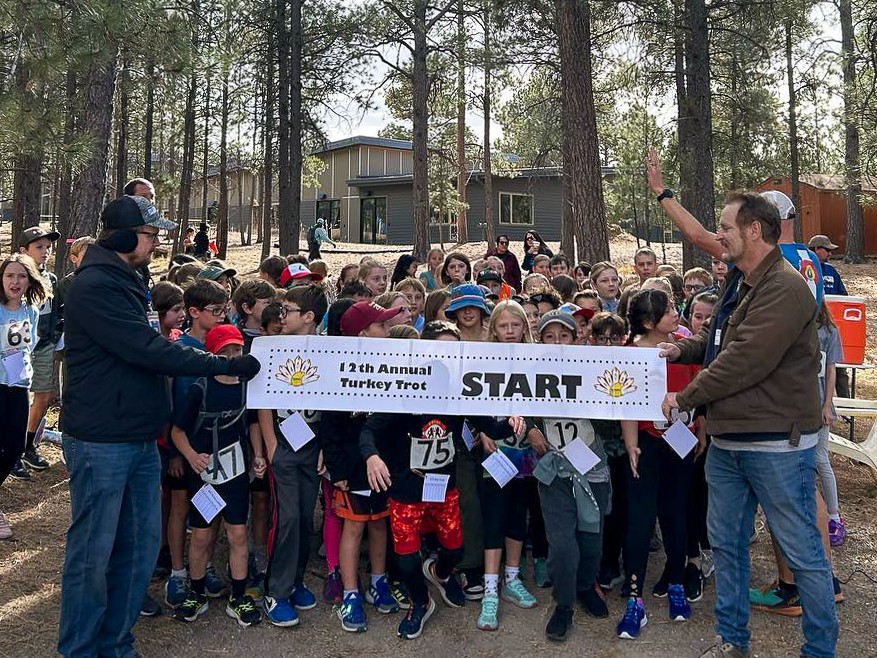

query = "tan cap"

[{"left": 807, "top": 235, "right": 839, "bottom": 251}]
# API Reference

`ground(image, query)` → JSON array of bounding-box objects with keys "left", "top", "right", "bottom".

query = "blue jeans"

[
  {"left": 706, "top": 444, "right": 838, "bottom": 658},
  {"left": 59, "top": 437, "right": 161, "bottom": 658}
]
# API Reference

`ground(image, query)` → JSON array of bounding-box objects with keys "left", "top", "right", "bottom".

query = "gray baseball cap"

[{"left": 101, "top": 195, "right": 177, "bottom": 231}]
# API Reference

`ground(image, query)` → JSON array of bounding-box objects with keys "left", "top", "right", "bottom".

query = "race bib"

[
  {"left": 410, "top": 419, "right": 456, "bottom": 471},
  {"left": 653, "top": 408, "right": 694, "bottom": 432},
  {"left": 544, "top": 418, "right": 595, "bottom": 450},
  {"left": 1, "top": 319, "right": 33, "bottom": 352},
  {"left": 201, "top": 442, "right": 246, "bottom": 485},
  {"left": 279, "top": 408, "right": 321, "bottom": 426},
  {"left": 819, "top": 350, "right": 827, "bottom": 379}
]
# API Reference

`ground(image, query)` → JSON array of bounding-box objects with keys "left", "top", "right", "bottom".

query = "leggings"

[
  {"left": 321, "top": 479, "right": 342, "bottom": 572},
  {"left": 525, "top": 477, "right": 548, "bottom": 559},
  {"left": 600, "top": 453, "right": 629, "bottom": 575},
  {"left": 479, "top": 475, "right": 528, "bottom": 550},
  {"left": 623, "top": 432, "right": 694, "bottom": 597},
  {"left": 0, "top": 385, "right": 29, "bottom": 484},
  {"left": 687, "top": 443, "right": 711, "bottom": 558},
  {"left": 815, "top": 426, "right": 840, "bottom": 516}
]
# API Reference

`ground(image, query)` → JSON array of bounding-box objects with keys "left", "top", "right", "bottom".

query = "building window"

[
  {"left": 316, "top": 199, "right": 340, "bottom": 239},
  {"left": 360, "top": 197, "right": 387, "bottom": 244},
  {"left": 429, "top": 207, "right": 455, "bottom": 224},
  {"left": 499, "top": 192, "right": 533, "bottom": 225}
]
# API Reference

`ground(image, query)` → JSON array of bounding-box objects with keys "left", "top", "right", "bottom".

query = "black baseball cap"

[
  {"left": 101, "top": 195, "right": 177, "bottom": 231},
  {"left": 18, "top": 226, "right": 60, "bottom": 248}
]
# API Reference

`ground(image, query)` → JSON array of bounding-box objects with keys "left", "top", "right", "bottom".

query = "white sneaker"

[
  {"left": 0, "top": 511, "right": 11, "bottom": 540},
  {"left": 701, "top": 549, "right": 715, "bottom": 579}
]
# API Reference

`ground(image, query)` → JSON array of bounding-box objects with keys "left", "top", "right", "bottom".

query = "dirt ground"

[{"left": 1, "top": 235, "right": 876, "bottom": 658}]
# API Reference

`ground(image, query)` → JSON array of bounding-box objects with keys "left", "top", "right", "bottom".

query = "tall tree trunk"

[
  {"left": 201, "top": 76, "right": 212, "bottom": 224},
  {"left": 676, "top": 0, "right": 714, "bottom": 270},
  {"left": 261, "top": 42, "right": 275, "bottom": 258},
  {"left": 217, "top": 61, "right": 230, "bottom": 258},
  {"left": 12, "top": 153, "right": 42, "bottom": 254},
  {"left": 175, "top": 73, "right": 198, "bottom": 253},
  {"left": 482, "top": 0, "right": 496, "bottom": 247},
  {"left": 67, "top": 30, "right": 120, "bottom": 241},
  {"left": 285, "top": 0, "right": 303, "bottom": 255},
  {"left": 114, "top": 60, "right": 129, "bottom": 197},
  {"left": 276, "top": 0, "right": 293, "bottom": 255},
  {"left": 55, "top": 70, "right": 77, "bottom": 274},
  {"left": 455, "top": 0, "right": 468, "bottom": 245},
  {"left": 556, "top": 0, "right": 608, "bottom": 264},
  {"left": 144, "top": 60, "right": 155, "bottom": 179},
  {"left": 785, "top": 21, "right": 802, "bottom": 243},
  {"left": 410, "top": 0, "right": 430, "bottom": 260},
  {"left": 839, "top": 0, "right": 864, "bottom": 263}
]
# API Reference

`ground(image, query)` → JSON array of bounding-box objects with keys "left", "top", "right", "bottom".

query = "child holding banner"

[
  {"left": 533, "top": 309, "right": 611, "bottom": 642},
  {"left": 617, "top": 289, "right": 702, "bottom": 640}
]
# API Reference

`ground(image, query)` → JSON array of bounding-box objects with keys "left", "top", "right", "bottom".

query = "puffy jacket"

[
  {"left": 674, "top": 247, "right": 821, "bottom": 440},
  {"left": 63, "top": 243, "right": 233, "bottom": 443}
]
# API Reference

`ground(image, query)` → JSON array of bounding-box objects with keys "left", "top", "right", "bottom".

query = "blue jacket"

[{"left": 63, "top": 243, "right": 233, "bottom": 443}]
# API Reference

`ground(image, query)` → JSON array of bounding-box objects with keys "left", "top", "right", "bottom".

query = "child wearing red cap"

[{"left": 170, "top": 324, "right": 264, "bottom": 628}]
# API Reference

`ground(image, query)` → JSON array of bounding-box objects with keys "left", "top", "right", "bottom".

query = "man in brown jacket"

[{"left": 659, "top": 192, "right": 837, "bottom": 658}]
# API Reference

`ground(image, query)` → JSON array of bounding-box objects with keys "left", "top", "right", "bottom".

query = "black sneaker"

[
  {"left": 21, "top": 448, "right": 49, "bottom": 471},
  {"left": 173, "top": 591, "right": 209, "bottom": 622},
  {"left": 422, "top": 558, "right": 465, "bottom": 607},
  {"left": 140, "top": 594, "right": 162, "bottom": 617},
  {"left": 652, "top": 571, "right": 670, "bottom": 598},
  {"left": 579, "top": 584, "right": 609, "bottom": 618},
  {"left": 461, "top": 570, "right": 484, "bottom": 601},
  {"left": 397, "top": 596, "right": 436, "bottom": 639},
  {"left": 545, "top": 605, "right": 573, "bottom": 642},
  {"left": 685, "top": 563, "right": 704, "bottom": 602},
  {"left": 9, "top": 460, "right": 31, "bottom": 481}
]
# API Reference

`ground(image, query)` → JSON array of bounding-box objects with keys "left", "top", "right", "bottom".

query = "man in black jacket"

[{"left": 58, "top": 195, "right": 260, "bottom": 658}]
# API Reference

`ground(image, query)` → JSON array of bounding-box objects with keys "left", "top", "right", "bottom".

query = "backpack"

[
  {"left": 306, "top": 224, "right": 319, "bottom": 248},
  {"left": 189, "top": 377, "right": 248, "bottom": 483}
]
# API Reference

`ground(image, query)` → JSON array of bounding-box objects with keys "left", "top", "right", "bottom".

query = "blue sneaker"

[
  {"left": 337, "top": 591, "right": 368, "bottom": 632},
  {"left": 422, "top": 557, "right": 465, "bottom": 608},
  {"left": 164, "top": 573, "right": 189, "bottom": 607},
  {"left": 397, "top": 596, "right": 436, "bottom": 639},
  {"left": 668, "top": 584, "right": 691, "bottom": 621},
  {"left": 292, "top": 583, "right": 317, "bottom": 610},
  {"left": 365, "top": 576, "right": 400, "bottom": 614},
  {"left": 616, "top": 597, "right": 648, "bottom": 639},
  {"left": 263, "top": 596, "right": 299, "bottom": 627},
  {"left": 204, "top": 564, "right": 228, "bottom": 598},
  {"left": 476, "top": 593, "right": 499, "bottom": 631},
  {"left": 501, "top": 577, "right": 538, "bottom": 609}
]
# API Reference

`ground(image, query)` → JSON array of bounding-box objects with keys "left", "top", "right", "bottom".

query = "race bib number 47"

[{"left": 201, "top": 442, "right": 246, "bottom": 485}]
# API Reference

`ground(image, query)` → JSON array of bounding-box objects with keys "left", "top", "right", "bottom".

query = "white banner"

[{"left": 247, "top": 335, "right": 667, "bottom": 421}]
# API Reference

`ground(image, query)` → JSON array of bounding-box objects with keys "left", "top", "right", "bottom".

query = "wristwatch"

[{"left": 656, "top": 188, "right": 674, "bottom": 202}]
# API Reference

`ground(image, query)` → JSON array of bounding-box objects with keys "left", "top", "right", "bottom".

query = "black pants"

[
  {"left": 308, "top": 245, "right": 321, "bottom": 261},
  {"left": 623, "top": 432, "right": 693, "bottom": 597},
  {"left": 687, "top": 443, "right": 711, "bottom": 558},
  {"left": 0, "top": 385, "right": 29, "bottom": 484},
  {"left": 835, "top": 367, "right": 850, "bottom": 398},
  {"left": 479, "top": 475, "right": 528, "bottom": 549},
  {"left": 600, "top": 453, "right": 629, "bottom": 575}
]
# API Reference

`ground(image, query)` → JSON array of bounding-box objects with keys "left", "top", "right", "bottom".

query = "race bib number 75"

[{"left": 410, "top": 419, "right": 456, "bottom": 470}]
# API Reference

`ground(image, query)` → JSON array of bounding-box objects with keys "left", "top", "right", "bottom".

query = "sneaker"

[
  {"left": 545, "top": 604, "right": 573, "bottom": 642},
  {"left": 833, "top": 575, "right": 844, "bottom": 604},
  {"left": 365, "top": 576, "right": 400, "bottom": 614},
  {"left": 396, "top": 596, "right": 436, "bottom": 639},
  {"left": 828, "top": 517, "right": 847, "bottom": 547},
  {"left": 0, "top": 511, "right": 12, "bottom": 540},
  {"left": 323, "top": 567, "right": 342, "bottom": 604},
  {"left": 245, "top": 572, "right": 265, "bottom": 603},
  {"left": 139, "top": 594, "right": 161, "bottom": 617},
  {"left": 700, "top": 549, "right": 715, "bottom": 578},
  {"left": 204, "top": 564, "right": 228, "bottom": 598},
  {"left": 165, "top": 574, "right": 189, "bottom": 607},
  {"left": 698, "top": 635, "right": 751, "bottom": 657},
  {"left": 534, "top": 557, "right": 552, "bottom": 588},
  {"left": 652, "top": 570, "right": 669, "bottom": 597},
  {"left": 685, "top": 563, "right": 704, "bottom": 602},
  {"left": 501, "top": 577, "right": 538, "bottom": 609},
  {"left": 9, "top": 460, "right": 30, "bottom": 481},
  {"left": 291, "top": 583, "right": 317, "bottom": 611},
  {"left": 668, "top": 584, "right": 691, "bottom": 621},
  {"left": 579, "top": 584, "right": 608, "bottom": 618},
  {"left": 476, "top": 593, "right": 499, "bottom": 631},
  {"left": 21, "top": 447, "right": 49, "bottom": 471},
  {"left": 226, "top": 594, "right": 261, "bottom": 627},
  {"left": 461, "top": 571, "right": 485, "bottom": 601},
  {"left": 388, "top": 579, "right": 412, "bottom": 610},
  {"left": 337, "top": 591, "right": 368, "bottom": 632},
  {"left": 173, "top": 591, "right": 208, "bottom": 622},
  {"left": 616, "top": 597, "right": 648, "bottom": 639},
  {"left": 598, "top": 567, "right": 625, "bottom": 591},
  {"left": 263, "top": 596, "right": 299, "bottom": 627},
  {"left": 749, "top": 582, "right": 801, "bottom": 616},
  {"left": 422, "top": 557, "right": 465, "bottom": 608}
]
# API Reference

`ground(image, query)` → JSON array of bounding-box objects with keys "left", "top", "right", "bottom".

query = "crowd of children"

[{"left": 0, "top": 226, "right": 851, "bottom": 648}]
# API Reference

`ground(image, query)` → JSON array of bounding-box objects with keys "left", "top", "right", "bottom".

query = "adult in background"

[
  {"left": 807, "top": 235, "right": 849, "bottom": 397},
  {"left": 193, "top": 222, "right": 211, "bottom": 260},
  {"left": 123, "top": 177, "right": 155, "bottom": 201},
  {"left": 484, "top": 234, "right": 522, "bottom": 293},
  {"left": 521, "top": 230, "right": 553, "bottom": 273},
  {"left": 58, "top": 195, "right": 260, "bottom": 658},
  {"left": 657, "top": 190, "right": 836, "bottom": 658},
  {"left": 306, "top": 218, "right": 336, "bottom": 261}
]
